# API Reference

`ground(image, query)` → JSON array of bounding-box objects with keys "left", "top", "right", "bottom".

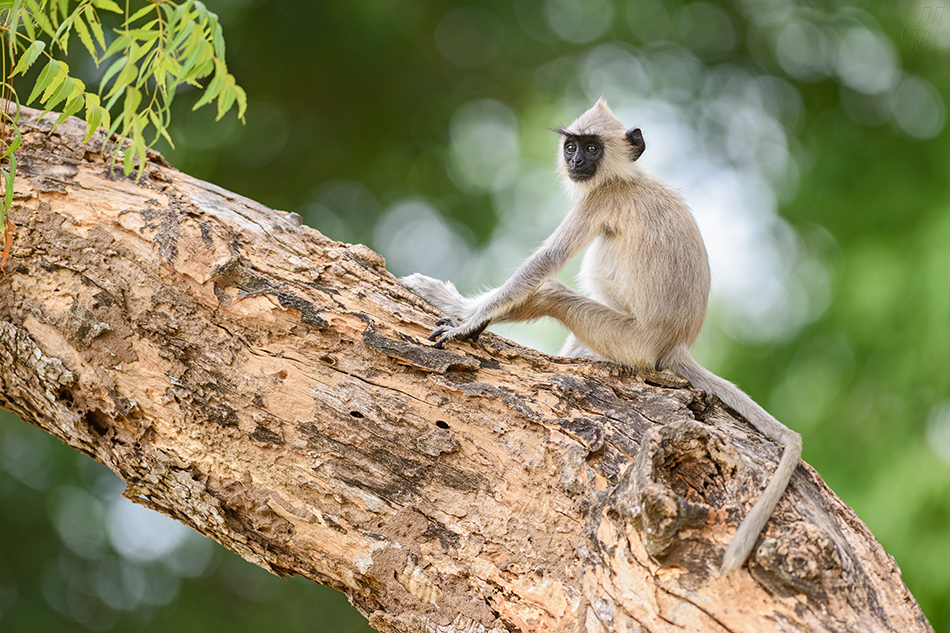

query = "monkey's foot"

[{"left": 428, "top": 316, "right": 489, "bottom": 349}]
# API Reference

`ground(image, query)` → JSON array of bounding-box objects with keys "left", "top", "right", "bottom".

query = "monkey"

[{"left": 399, "top": 98, "right": 802, "bottom": 573}]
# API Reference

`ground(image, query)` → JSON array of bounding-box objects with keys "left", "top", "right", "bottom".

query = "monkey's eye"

[
  {"left": 565, "top": 142, "right": 577, "bottom": 154},
  {"left": 585, "top": 144, "right": 598, "bottom": 154}
]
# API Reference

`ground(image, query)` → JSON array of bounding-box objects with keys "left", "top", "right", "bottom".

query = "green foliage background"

[{"left": 1, "top": 1, "right": 949, "bottom": 631}]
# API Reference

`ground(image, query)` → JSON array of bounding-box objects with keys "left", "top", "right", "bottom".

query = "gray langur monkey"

[{"left": 400, "top": 98, "right": 802, "bottom": 573}]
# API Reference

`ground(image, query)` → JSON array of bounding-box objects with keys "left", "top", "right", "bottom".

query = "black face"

[{"left": 562, "top": 134, "right": 604, "bottom": 182}]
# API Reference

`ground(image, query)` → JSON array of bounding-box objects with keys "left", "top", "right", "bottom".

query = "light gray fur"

[{"left": 400, "top": 98, "right": 801, "bottom": 573}]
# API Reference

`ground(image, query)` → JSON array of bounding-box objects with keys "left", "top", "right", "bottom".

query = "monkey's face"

[{"left": 562, "top": 135, "right": 604, "bottom": 182}]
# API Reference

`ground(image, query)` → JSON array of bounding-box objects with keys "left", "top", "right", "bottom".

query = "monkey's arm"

[{"left": 403, "top": 204, "right": 602, "bottom": 348}]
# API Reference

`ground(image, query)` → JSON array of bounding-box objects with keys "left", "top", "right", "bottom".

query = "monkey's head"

[{"left": 557, "top": 98, "right": 645, "bottom": 194}]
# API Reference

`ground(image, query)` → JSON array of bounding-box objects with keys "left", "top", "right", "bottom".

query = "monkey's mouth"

[{"left": 568, "top": 171, "right": 594, "bottom": 182}]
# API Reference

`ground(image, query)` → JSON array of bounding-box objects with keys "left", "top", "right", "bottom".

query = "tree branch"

[{"left": 0, "top": 107, "right": 933, "bottom": 633}]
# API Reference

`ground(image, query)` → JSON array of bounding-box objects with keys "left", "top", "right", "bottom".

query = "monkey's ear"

[{"left": 625, "top": 127, "right": 645, "bottom": 161}]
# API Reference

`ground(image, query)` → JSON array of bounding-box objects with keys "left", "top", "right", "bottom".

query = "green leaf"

[
  {"left": 26, "top": 0, "right": 56, "bottom": 37},
  {"left": 125, "top": 3, "right": 154, "bottom": 24},
  {"left": 194, "top": 56, "right": 214, "bottom": 79},
  {"left": 192, "top": 61, "right": 225, "bottom": 110},
  {"left": 84, "top": 5, "right": 106, "bottom": 50},
  {"left": 7, "top": 0, "right": 24, "bottom": 49},
  {"left": 162, "top": 2, "right": 183, "bottom": 39},
  {"left": 98, "top": 55, "right": 127, "bottom": 95},
  {"left": 127, "top": 26, "right": 162, "bottom": 43},
  {"left": 216, "top": 84, "right": 236, "bottom": 121},
  {"left": 176, "top": 33, "right": 210, "bottom": 83},
  {"left": 160, "top": 55, "right": 183, "bottom": 94},
  {"left": 135, "top": 47, "right": 160, "bottom": 88},
  {"left": 10, "top": 40, "right": 46, "bottom": 76},
  {"left": 27, "top": 59, "right": 60, "bottom": 105},
  {"left": 91, "top": 0, "right": 122, "bottom": 13},
  {"left": 0, "top": 170, "right": 7, "bottom": 228},
  {"left": 233, "top": 84, "right": 246, "bottom": 122},
  {"left": 20, "top": 3, "right": 36, "bottom": 39},
  {"left": 72, "top": 12, "right": 98, "bottom": 60},
  {"left": 58, "top": 27, "right": 71, "bottom": 56},
  {"left": 102, "top": 55, "right": 137, "bottom": 104},
  {"left": 106, "top": 110, "right": 124, "bottom": 137},
  {"left": 82, "top": 93, "right": 104, "bottom": 144},
  {"left": 54, "top": 92, "right": 85, "bottom": 127},
  {"left": 130, "top": 39, "right": 156, "bottom": 65},
  {"left": 103, "top": 32, "right": 131, "bottom": 58},
  {"left": 40, "top": 62, "right": 70, "bottom": 104},
  {"left": 122, "top": 145, "right": 135, "bottom": 174},
  {"left": 161, "top": 55, "right": 183, "bottom": 76},
  {"left": 1, "top": 126, "right": 23, "bottom": 160},
  {"left": 209, "top": 16, "right": 225, "bottom": 59},
  {"left": 42, "top": 73, "right": 75, "bottom": 112},
  {"left": 120, "top": 111, "right": 147, "bottom": 176},
  {"left": 169, "top": 20, "right": 196, "bottom": 55},
  {"left": 115, "top": 52, "right": 139, "bottom": 86},
  {"left": 4, "top": 154, "right": 16, "bottom": 211},
  {"left": 152, "top": 57, "right": 167, "bottom": 93},
  {"left": 122, "top": 85, "right": 142, "bottom": 120},
  {"left": 148, "top": 108, "right": 174, "bottom": 148}
]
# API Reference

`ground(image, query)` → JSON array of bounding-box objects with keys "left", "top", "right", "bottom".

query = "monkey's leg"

[
  {"left": 558, "top": 334, "right": 603, "bottom": 360},
  {"left": 499, "top": 280, "right": 661, "bottom": 369},
  {"left": 404, "top": 275, "right": 659, "bottom": 366}
]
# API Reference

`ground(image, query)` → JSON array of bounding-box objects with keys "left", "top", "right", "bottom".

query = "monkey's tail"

[{"left": 668, "top": 348, "right": 802, "bottom": 574}]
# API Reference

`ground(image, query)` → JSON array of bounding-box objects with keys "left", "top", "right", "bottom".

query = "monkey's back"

[{"left": 577, "top": 176, "right": 711, "bottom": 353}]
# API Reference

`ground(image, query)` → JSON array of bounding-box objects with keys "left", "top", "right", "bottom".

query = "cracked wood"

[{"left": 0, "top": 107, "right": 934, "bottom": 633}]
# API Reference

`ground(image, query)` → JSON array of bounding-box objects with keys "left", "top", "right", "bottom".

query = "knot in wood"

[{"left": 613, "top": 420, "right": 736, "bottom": 560}]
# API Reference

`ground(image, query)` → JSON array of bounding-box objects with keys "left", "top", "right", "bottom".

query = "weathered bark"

[{"left": 0, "top": 106, "right": 932, "bottom": 633}]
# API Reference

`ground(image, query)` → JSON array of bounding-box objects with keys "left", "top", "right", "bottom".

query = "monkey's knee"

[{"left": 559, "top": 335, "right": 600, "bottom": 359}]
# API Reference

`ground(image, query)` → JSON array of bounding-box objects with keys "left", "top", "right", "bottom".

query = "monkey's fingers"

[
  {"left": 428, "top": 319, "right": 489, "bottom": 349},
  {"left": 429, "top": 326, "right": 454, "bottom": 348},
  {"left": 428, "top": 317, "right": 459, "bottom": 347}
]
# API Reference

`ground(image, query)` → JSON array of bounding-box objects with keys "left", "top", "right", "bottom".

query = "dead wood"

[{"left": 0, "top": 106, "right": 933, "bottom": 633}]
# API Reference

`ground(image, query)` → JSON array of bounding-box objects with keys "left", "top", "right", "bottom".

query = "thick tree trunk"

[{"left": 0, "top": 106, "right": 932, "bottom": 633}]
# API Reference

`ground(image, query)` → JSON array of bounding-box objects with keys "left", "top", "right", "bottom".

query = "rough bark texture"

[{"left": 0, "top": 107, "right": 933, "bottom": 633}]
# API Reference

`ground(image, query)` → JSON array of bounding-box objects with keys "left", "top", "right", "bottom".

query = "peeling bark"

[{"left": 0, "top": 107, "right": 933, "bottom": 633}]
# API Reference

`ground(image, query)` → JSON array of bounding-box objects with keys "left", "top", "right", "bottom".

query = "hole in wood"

[
  {"left": 436, "top": 420, "right": 449, "bottom": 429},
  {"left": 83, "top": 410, "right": 111, "bottom": 436},
  {"left": 350, "top": 411, "right": 364, "bottom": 418}
]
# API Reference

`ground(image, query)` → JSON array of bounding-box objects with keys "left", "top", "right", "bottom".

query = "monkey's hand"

[
  {"left": 428, "top": 316, "right": 490, "bottom": 349},
  {"left": 400, "top": 273, "right": 491, "bottom": 347}
]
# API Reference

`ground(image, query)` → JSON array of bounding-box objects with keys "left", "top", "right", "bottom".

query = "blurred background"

[{"left": 2, "top": 0, "right": 949, "bottom": 630}]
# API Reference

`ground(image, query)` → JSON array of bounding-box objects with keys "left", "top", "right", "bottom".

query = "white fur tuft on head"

[
  {"left": 557, "top": 98, "right": 642, "bottom": 196},
  {"left": 568, "top": 98, "right": 627, "bottom": 138}
]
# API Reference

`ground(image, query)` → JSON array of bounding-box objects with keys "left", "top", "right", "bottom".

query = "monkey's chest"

[{"left": 579, "top": 232, "right": 707, "bottom": 317}]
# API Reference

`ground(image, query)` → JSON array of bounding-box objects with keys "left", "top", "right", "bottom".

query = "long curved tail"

[{"left": 668, "top": 348, "right": 802, "bottom": 573}]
